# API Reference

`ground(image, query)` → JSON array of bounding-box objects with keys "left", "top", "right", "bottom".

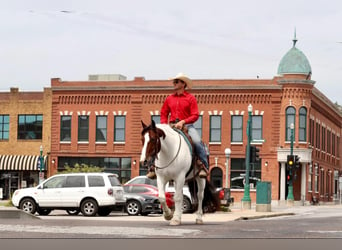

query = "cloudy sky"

[{"left": 1, "top": 0, "right": 341, "bottom": 104}]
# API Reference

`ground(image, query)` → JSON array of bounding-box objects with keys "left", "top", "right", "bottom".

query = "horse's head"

[{"left": 140, "top": 120, "right": 166, "bottom": 169}]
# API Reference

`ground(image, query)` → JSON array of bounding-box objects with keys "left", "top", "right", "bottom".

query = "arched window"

[
  {"left": 299, "top": 107, "right": 307, "bottom": 142},
  {"left": 286, "top": 107, "right": 296, "bottom": 141},
  {"left": 210, "top": 167, "right": 223, "bottom": 188}
]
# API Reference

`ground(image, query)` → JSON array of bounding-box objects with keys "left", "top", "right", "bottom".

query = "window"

[
  {"left": 96, "top": 116, "right": 107, "bottom": 142},
  {"left": 78, "top": 115, "right": 89, "bottom": 142},
  {"left": 231, "top": 115, "right": 243, "bottom": 142},
  {"left": 210, "top": 115, "right": 221, "bottom": 142},
  {"left": 151, "top": 115, "right": 160, "bottom": 124},
  {"left": 285, "top": 107, "right": 296, "bottom": 141},
  {"left": 114, "top": 116, "right": 125, "bottom": 142},
  {"left": 299, "top": 107, "right": 307, "bottom": 142},
  {"left": 308, "top": 164, "right": 312, "bottom": 192},
  {"left": 251, "top": 116, "right": 262, "bottom": 140},
  {"left": 17, "top": 114, "right": 43, "bottom": 140},
  {"left": 57, "top": 157, "right": 132, "bottom": 183},
  {"left": 60, "top": 115, "right": 71, "bottom": 142},
  {"left": 314, "top": 165, "right": 319, "bottom": 193},
  {"left": 230, "top": 158, "right": 261, "bottom": 189},
  {"left": 43, "top": 176, "right": 66, "bottom": 189},
  {"left": 88, "top": 176, "right": 105, "bottom": 187},
  {"left": 64, "top": 176, "right": 85, "bottom": 188},
  {"left": 194, "top": 115, "right": 203, "bottom": 138},
  {"left": 0, "top": 115, "right": 9, "bottom": 140}
]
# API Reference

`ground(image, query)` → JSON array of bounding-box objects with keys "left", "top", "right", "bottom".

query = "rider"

[{"left": 146, "top": 73, "right": 209, "bottom": 179}]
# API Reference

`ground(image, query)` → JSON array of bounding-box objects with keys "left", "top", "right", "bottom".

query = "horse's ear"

[
  {"left": 157, "top": 128, "right": 166, "bottom": 140},
  {"left": 141, "top": 120, "right": 147, "bottom": 128},
  {"left": 151, "top": 119, "right": 156, "bottom": 129}
]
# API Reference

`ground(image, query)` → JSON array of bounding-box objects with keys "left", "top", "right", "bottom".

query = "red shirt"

[{"left": 160, "top": 91, "right": 199, "bottom": 124}]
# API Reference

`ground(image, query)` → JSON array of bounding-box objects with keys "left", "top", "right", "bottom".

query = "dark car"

[{"left": 124, "top": 193, "right": 161, "bottom": 216}]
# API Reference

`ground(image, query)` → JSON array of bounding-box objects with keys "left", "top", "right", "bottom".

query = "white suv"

[
  {"left": 125, "top": 176, "right": 193, "bottom": 213},
  {"left": 12, "top": 172, "right": 126, "bottom": 216}
]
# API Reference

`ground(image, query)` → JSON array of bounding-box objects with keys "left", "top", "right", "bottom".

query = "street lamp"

[
  {"left": 39, "top": 145, "right": 44, "bottom": 184},
  {"left": 224, "top": 148, "right": 231, "bottom": 188},
  {"left": 287, "top": 123, "right": 295, "bottom": 203},
  {"left": 242, "top": 104, "right": 253, "bottom": 209}
]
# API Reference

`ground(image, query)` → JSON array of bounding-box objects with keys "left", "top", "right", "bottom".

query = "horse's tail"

[{"left": 188, "top": 179, "right": 220, "bottom": 213}]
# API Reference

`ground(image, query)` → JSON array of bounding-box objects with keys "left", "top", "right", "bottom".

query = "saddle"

[{"left": 170, "top": 123, "right": 205, "bottom": 181}]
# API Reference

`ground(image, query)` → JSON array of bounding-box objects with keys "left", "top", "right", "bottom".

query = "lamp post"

[
  {"left": 287, "top": 123, "right": 294, "bottom": 204},
  {"left": 39, "top": 145, "right": 44, "bottom": 184},
  {"left": 242, "top": 104, "right": 252, "bottom": 209},
  {"left": 224, "top": 148, "right": 231, "bottom": 188}
]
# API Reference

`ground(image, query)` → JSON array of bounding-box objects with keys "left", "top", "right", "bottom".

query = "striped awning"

[{"left": 0, "top": 155, "right": 47, "bottom": 171}]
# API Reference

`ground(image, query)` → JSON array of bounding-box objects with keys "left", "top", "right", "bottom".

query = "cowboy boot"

[{"left": 146, "top": 165, "right": 157, "bottom": 179}]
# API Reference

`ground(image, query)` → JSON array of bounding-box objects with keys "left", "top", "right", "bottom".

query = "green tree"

[{"left": 58, "top": 163, "right": 104, "bottom": 174}]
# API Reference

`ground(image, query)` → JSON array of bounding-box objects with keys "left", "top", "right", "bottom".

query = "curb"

[{"left": 235, "top": 212, "right": 295, "bottom": 221}]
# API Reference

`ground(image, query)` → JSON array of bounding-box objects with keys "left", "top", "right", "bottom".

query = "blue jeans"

[{"left": 186, "top": 124, "right": 209, "bottom": 170}]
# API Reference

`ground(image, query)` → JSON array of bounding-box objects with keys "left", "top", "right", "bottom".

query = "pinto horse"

[{"left": 140, "top": 120, "right": 219, "bottom": 226}]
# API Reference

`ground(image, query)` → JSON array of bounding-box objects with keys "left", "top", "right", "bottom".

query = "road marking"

[
  {"left": 0, "top": 224, "right": 201, "bottom": 237},
  {"left": 307, "top": 230, "right": 342, "bottom": 234}
]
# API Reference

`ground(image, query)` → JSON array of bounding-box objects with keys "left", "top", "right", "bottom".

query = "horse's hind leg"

[{"left": 195, "top": 178, "right": 206, "bottom": 224}]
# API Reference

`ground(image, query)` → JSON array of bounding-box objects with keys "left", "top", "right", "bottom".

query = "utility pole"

[{"left": 242, "top": 104, "right": 252, "bottom": 210}]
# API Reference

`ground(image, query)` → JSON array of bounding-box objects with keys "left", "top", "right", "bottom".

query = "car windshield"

[{"left": 108, "top": 175, "right": 122, "bottom": 186}]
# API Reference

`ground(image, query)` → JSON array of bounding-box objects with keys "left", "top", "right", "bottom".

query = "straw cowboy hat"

[{"left": 170, "top": 73, "right": 193, "bottom": 89}]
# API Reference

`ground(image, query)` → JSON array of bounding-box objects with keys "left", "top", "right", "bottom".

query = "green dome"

[{"left": 277, "top": 36, "right": 311, "bottom": 75}]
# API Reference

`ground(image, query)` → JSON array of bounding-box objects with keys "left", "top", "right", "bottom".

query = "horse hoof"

[
  {"left": 196, "top": 219, "right": 203, "bottom": 225},
  {"left": 170, "top": 220, "right": 181, "bottom": 226},
  {"left": 164, "top": 213, "right": 173, "bottom": 221}
]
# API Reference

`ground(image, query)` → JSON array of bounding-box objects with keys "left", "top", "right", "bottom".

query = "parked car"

[
  {"left": 123, "top": 183, "right": 174, "bottom": 209},
  {"left": 124, "top": 193, "right": 162, "bottom": 216},
  {"left": 12, "top": 172, "right": 126, "bottom": 216},
  {"left": 125, "top": 176, "right": 193, "bottom": 212}
]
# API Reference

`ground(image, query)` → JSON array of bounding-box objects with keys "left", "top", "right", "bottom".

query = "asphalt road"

[{"left": 1, "top": 205, "right": 342, "bottom": 239}]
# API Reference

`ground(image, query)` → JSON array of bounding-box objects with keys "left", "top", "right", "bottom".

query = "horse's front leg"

[
  {"left": 157, "top": 178, "right": 173, "bottom": 221},
  {"left": 169, "top": 177, "right": 185, "bottom": 226},
  {"left": 195, "top": 178, "right": 206, "bottom": 225}
]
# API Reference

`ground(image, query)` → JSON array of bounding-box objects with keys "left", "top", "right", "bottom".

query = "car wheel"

[
  {"left": 19, "top": 198, "right": 37, "bottom": 215},
  {"left": 97, "top": 207, "right": 112, "bottom": 216},
  {"left": 182, "top": 197, "right": 192, "bottom": 213},
  {"left": 80, "top": 199, "right": 98, "bottom": 216},
  {"left": 37, "top": 208, "right": 52, "bottom": 216},
  {"left": 126, "top": 200, "right": 141, "bottom": 216},
  {"left": 66, "top": 209, "right": 80, "bottom": 216}
]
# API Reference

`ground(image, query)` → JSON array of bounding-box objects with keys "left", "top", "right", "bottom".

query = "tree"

[{"left": 58, "top": 163, "right": 104, "bottom": 174}]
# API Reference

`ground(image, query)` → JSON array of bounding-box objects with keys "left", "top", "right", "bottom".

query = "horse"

[{"left": 140, "top": 120, "right": 219, "bottom": 226}]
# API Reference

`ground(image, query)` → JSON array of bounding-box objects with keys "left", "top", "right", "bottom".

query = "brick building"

[
  {"left": 0, "top": 87, "right": 51, "bottom": 199},
  {"left": 48, "top": 38, "right": 341, "bottom": 205}
]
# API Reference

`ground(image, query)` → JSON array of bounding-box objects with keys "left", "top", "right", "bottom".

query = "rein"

[{"left": 154, "top": 131, "right": 182, "bottom": 170}]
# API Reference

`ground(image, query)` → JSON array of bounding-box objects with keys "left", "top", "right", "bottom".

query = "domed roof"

[{"left": 277, "top": 33, "right": 311, "bottom": 75}]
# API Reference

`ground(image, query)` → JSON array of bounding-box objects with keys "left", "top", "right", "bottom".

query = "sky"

[{"left": 1, "top": 0, "right": 341, "bottom": 104}]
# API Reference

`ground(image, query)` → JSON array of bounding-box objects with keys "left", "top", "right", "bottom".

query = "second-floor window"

[
  {"left": 114, "top": 116, "right": 125, "bottom": 142},
  {"left": 96, "top": 116, "right": 107, "bottom": 142},
  {"left": 299, "top": 107, "right": 307, "bottom": 142},
  {"left": 78, "top": 115, "right": 89, "bottom": 142},
  {"left": 0, "top": 115, "right": 9, "bottom": 140},
  {"left": 231, "top": 115, "right": 243, "bottom": 142},
  {"left": 60, "top": 115, "right": 71, "bottom": 142},
  {"left": 210, "top": 115, "right": 221, "bottom": 142},
  {"left": 194, "top": 115, "right": 203, "bottom": 138},
  {"left": 151, "top": 115, "right": 160, "bottom": 124},
  {"left": 286, "top": 106, "right": 296, "bottom": 141},
  {"left": 251, "top": 115, "right": 263, "bottom": 141},
  {"left": 17, "top": 114, "right": 43, "bottom": 140}
]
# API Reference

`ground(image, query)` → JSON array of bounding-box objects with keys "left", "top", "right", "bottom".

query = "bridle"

[{"left": 142, "top": 123, "right": 182, "bottom": 170}]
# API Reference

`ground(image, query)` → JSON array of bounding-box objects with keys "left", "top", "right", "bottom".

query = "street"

[{"left": 1, "top": 204, "right": 342, "bottom": 238}]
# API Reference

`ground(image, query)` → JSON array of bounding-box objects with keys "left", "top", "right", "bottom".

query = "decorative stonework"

[
  {"left": 196, "top": 94, "right": 272, "bottom": 104},
  {"left": 113, "top": 111, "right": 127, "bottom": 116},
  {"left": 142, "top": 94, "right": 167, "bottom": 104},
  {"left": 59, "top": 95, "right": 131, "bottom": 105},
  {"left": 59, "top": 111, "right": 73, "bottom": 116},
  {"left": 77, "top": 111, "right": 91, "bottom": 116}
]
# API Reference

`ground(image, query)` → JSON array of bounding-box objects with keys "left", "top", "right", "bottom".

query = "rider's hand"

[{"left": 175, "top": 120, "right": 185, "bottom": 129}]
